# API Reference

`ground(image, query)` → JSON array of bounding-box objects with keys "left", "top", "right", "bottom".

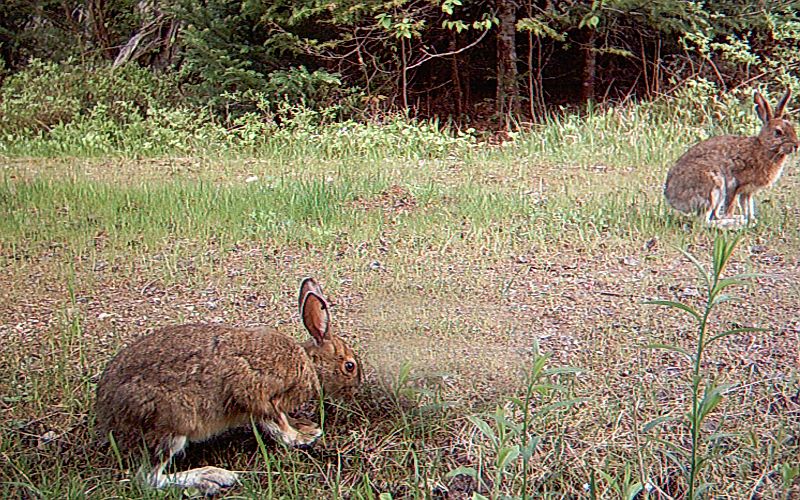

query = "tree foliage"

[{"left": 1, "top": 0, "right": 798, "bottom": 123}]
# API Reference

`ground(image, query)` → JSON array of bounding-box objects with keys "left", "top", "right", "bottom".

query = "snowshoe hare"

[
  {"left": 664, "top": 90, "right": 798, "bottom": 228},
  {"left": 95, "top": 278, "right": 362, "bottom": 495}
]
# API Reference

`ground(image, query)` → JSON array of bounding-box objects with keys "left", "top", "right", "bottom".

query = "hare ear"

[
  {"left": 775, "top": 89, "right": 792, "bottom": 118},
  {"left": 301, "top": 291, "right": 330, "bottom": 345},
  {"left": 298, "top": 277, "right": 323, "bottom": 315},
  {"left": 754, "top": 91, "right": 772, "bottom": 124}
]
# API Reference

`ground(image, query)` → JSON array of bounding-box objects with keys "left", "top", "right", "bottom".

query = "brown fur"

[
  {"left": 94, "top": 278, "right": 361, "bottom": 494},
  {"left": 95, "top": 324, "right": 321, "bottom": 451},
  {"left": 664, "top": 90, "right": 798, "bottom": 226}
]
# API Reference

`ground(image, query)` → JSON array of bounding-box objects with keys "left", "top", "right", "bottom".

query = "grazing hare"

[
  {"left": 664, "top": 90, "right": 798, "bottom": 228},
  {"left": 95, "top": 278, "right": 362, "bottom": 495}
]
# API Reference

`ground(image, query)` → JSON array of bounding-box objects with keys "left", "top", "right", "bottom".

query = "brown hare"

[
  {"left": 95, "top": 278, "right": 362, "bottom": 495},
  {"left": 664, "top": 90, "right": 798, "bottom": 228}
]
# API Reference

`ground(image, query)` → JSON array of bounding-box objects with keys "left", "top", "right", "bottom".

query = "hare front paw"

[
  {"left": 290, "top": 416, "right": 323, "bottom": 446},
  {"left": 262, "top": 416, "right": 322, "bottom": 448},
  {"left": 294, "top": 425, "right": 322, "bottom": 446}
]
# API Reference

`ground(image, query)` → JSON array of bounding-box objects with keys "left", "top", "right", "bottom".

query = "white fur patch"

[
  {"left": 159, "top": 466, "right": 239, "bottom": 494},
  {"left": 770, "top": 157, "right": 788, "bottom": 186}
]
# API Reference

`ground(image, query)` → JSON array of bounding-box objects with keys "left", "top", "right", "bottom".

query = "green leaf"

[
  {"left": 520, "top": 436, "right": 541, "bottom": 459},
  {"left": 509, "top": 396, "right": 526, "bottom": 410},
  {"left": 526, "top": 354, "right": 549, "bottom": 378},
  {"left": 446, "top": 466, "right": 478, "bottom": 479},
  {"left": 544, "top": 366, "right": 585, "bottom": 376},
  {"left": 536, "top": 397, "right": 588, "bottom": 416},
  {"left": 443, "top": 20, "right": 469, "bottom": 33},
  {"left": 649, "top": 436, "right": 691, "bottom": 460},
  {"left": 497, "top": 445, "right": 520, "bottom": 471},
  {"left": 706, "top": 431, "right": 738, "bottom": 442},
  {"left": 781, "top": 462, "right": 800, "bottom": 486},
  {"left": 712, "top": 277, "right": 748, "bottom": 294},
  {"left": 596, "top": 470, "right": 617, "bottom": 491},
  {"left": 523, "top": 383, "right": 557, "bottom": 398},
  {"left": 580, "top": 14, "right": 601, "bottom": 29},
  {"left": 644, "top": 300, "right": 701, "bottom": 321},
  {"left": 725, "top": 272, "right": 763, "bottom": 281},
  {"left": 375, "top": 13, "right": 392, "bottom": 30},
  {"left": 712, "top": 233, "right": 743, "bottom": 277},
  {"left": 642, "top": 415, "right": 677, "bottom": 433},
  {"left": 516, "top": 17, "right": 566, "bottom": 41},
  {"left": 468, "top": 415, "right": 497, "bottom": 445},
  {"left": 698, "top": 384, "right": 729, "bottom": 422},
  {"left": 678, "top": 246, "right": 710, "bottom": 290},
  {"left": 489, "top": 410, "right": 522, "bottom": 434},
  {"left": 711, "top": 293, "right": 741, "bottom": 306},
  {"left": 705, "top": 327, "right": 767, "bottom": 347},
  {"left": 625, "top": 483, "right": 644, "bottom": 500}
]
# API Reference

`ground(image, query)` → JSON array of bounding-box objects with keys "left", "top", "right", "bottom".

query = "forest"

[{"left": 1, "top": 0, "right": 798, "bottom": 128}]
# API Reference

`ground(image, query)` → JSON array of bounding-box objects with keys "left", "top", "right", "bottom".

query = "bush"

[
  {"left": 0, "top": 59, "right": 180, "bottom": 134},
  {"left": 194, "top": 66, "right": 367, "bottom": 123}
]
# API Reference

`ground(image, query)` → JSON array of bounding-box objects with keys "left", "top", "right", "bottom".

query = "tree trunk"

[
  {"left": 113, "top": 0, "right": 180, "bottom": 70},
  {"left": 88, "top": 0, "right": 115, "bottom": 60},
  {"left": 581, "top": 28, "right": 597, "bottom": 104},
  {"left": 496, "top": 0, "right": 519, "bottom": 123},
  {"left": 400, "top": 37, "right": 408, "bottom": 110},
  {"left": 450, "top": 31, "right": 463, "bottom": 116}
]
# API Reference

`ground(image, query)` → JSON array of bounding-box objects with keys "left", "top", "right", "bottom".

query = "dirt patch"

[{"left": 351, "top": 184, "right": 418, "bottom": 217}]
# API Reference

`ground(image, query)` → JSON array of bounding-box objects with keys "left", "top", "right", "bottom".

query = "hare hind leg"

[
  {"left": 145, "top": 435, "right": 238, "bottom": 495},
  {"left": 705, "top": 185, "right": 724, "bottom": 223},
  {"left": 726, "top": 189, "right": 755, "bottom": 226},
  {"left": 706, "top": 175, "right": 744, "bottom": 229}
]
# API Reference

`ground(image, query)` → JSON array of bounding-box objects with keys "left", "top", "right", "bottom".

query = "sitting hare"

[
  {"left": 664, "top": 90, "right": 798, "bottom": 228},
  {"left": 95, "top": 278, "right": 362, "bottom": 495}
]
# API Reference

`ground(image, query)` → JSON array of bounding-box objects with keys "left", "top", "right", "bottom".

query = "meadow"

[{"left": 1, "top": 102, "right": 799, "bottom": 499}]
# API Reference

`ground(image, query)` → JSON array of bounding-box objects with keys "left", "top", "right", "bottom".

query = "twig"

[{"left": 406, "top": 26, "right": 492, "bottom": 71}]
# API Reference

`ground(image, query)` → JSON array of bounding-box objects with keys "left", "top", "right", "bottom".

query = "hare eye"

[
  {"left": 775, "top": 128, "right": 784, "bottom": 137},
  {"left": 344, "top": 361, "right": 356, "bottom": 373}
]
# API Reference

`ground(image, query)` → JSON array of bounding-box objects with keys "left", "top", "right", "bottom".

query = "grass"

[{"left": 1, "top": 101, "right": 800, "bottom": 498}]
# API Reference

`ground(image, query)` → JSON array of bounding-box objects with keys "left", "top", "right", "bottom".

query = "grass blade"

[
  {"left": 644, "top": 300, "right": 701, "bottom": 321},
  {"left": 646, "top": 343, "right": 693, "bottom": 361}
]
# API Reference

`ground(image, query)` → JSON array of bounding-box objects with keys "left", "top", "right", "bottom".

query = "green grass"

[{"left": 1, "top": 100, "right": 799, "bottom": 498}]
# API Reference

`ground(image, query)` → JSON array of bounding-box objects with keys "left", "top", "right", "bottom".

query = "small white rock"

[
  {"left": 622, "top": 256, "right": 640, "bottom": 267},
  {"left": 37, "top": 430, "right": 59, "bottom": 449}
]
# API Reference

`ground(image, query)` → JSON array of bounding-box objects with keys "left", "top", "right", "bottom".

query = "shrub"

[{"left": 0, "top": 59, "right": 179, "bottom": 134}]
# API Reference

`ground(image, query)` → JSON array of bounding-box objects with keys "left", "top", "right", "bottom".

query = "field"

[{"left": 1, "top": 105, "right": 799, "bottom": 499}]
